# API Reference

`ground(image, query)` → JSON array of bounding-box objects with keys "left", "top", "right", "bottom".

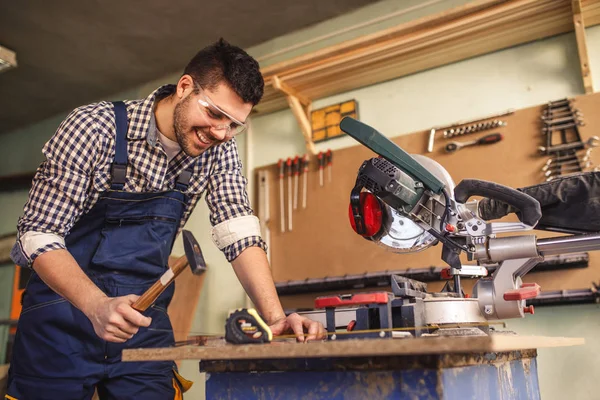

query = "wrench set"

[{"left": 537, "top": 98, "right": 598, "bottom": 181}]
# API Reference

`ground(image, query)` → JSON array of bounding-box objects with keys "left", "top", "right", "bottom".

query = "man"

[{"left": 7, "top": 38, "right": 325, "bottom": 399}]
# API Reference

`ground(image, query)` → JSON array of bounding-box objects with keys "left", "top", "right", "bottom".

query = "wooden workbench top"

[{"left": 121, "top": 334, "right": 584, "bottom": 362}]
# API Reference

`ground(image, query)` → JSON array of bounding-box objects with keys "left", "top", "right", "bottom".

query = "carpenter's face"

[{"left": 173, "top": 81, "right": 251, "bottom": 157}]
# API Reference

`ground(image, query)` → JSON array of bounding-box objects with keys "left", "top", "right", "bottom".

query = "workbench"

[{"left": 122, "top": 334, "right": 583, "bottom": 399}]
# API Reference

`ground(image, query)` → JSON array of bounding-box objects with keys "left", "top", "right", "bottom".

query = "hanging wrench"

[{"left": 444, "top": 133, "right": 503, "bottom": 154}]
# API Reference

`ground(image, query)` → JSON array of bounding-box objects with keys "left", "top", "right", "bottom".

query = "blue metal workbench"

[{"left": 201, "top": 349, "right": 540, "bottom": 399}]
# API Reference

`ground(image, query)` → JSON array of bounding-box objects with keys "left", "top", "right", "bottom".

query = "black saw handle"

[{"left": 454, "top": 179, "right": 542, "bottom": 227}]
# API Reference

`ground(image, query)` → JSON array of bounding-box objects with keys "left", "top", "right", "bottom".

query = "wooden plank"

[
  {"left": 260, "top": 0, "right": 507, "bottom": 77},
  {"left": 122, "top": 334, "right": 584, "bottom": 362},
  {"left": 572, "top": 0, "right": 595, "bottom": 94},
  {"left": 279, "top": 0, "right": 558, "bottom": 81}
]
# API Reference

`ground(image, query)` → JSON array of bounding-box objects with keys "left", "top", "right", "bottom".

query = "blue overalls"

[{"left": 7, "top": 102, "right": 191, "bottom": 399}]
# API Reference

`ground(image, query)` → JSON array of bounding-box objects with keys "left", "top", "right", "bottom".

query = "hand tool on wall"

[
  {"left": 541, "top": 115, "right": 584, "bottom": 126},
  {"left": 132, "top": 230, "right": 206, "bottom": 312},
  {"left": 292, "top": 156, "right": 299, "bottom": 210},
  {"left": 278, "top": 159, "right": 285, "bottom": 233},
  {"left": 426, "top": 109, "right": 514, "bottom": 152},
  {"left": 444, "top": 133, "right": 503, "bottom": 154},
  {"left": 541, "top": 108, "right": 581, "bottom": 119},
  {"left": 542, "top": 156, "right": 589, "bottom": 172},
  {"left": 442, "top": 120, "right": 507, "bottom": 139},
  {"left": 537, "top": 98, "right": 598, "bottom": 181},
  {"left": 302, "top": 154, "right": 309, "bottom": 209},
  {"left": 544, "top": 161, "right": 592, "bottom": 177},
  {"left": 317, "top": 151, "right": 324, "bottom": 187},
  {"left": 325, "top": 149, "right": 333, "bottom": 184},
  {"left": 286, "top": 157, "right": 293, "bottom": 231},
  {"left": 537, "top": 136, "right": 599, "bottom": 154},
  {"left": 544, "top": 148, "right": 591, "bottom": 165},
  {"left": 257, "top": 170, "right": 271, "bottom": 261}
]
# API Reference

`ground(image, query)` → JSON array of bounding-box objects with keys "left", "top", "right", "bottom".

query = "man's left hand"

[{"left": 269, "top": 313, "right": 326, "bottom": 342}]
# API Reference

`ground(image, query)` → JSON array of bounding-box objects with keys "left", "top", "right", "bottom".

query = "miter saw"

[{"left": 309, "top": 117, "right": 600, "bottom": 339}]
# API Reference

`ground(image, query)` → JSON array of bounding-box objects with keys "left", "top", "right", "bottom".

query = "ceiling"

[{"left": 0, "top": 0, "right": 379, "bottom": 135}]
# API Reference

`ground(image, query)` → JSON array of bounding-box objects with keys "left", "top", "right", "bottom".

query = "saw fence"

[{"left": 254, "top": 91, "right": 600, "bottom": 306}]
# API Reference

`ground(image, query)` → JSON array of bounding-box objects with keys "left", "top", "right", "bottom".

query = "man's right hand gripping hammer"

[{"left": 89, "top": 230, "right": 206, "bottom": 342}]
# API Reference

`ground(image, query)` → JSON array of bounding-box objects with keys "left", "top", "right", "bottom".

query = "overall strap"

[
  {"left": 110, "top": 101, "right": 129, "bottom": 190},
  {"left": 175, "top": 166, "right": 194, "bottom": 192}
]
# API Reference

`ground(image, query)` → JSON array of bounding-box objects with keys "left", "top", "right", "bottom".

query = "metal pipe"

[{"left": 537, "top": 233, "right": 600, "bottom": 256}]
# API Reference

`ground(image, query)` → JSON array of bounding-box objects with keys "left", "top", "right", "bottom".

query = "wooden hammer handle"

[{"left": 132, "top": 255, "right": 189, "bottom": 312}]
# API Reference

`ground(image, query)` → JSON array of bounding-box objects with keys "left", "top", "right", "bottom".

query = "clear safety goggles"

[{"left": 196, "top": 88, "right": 247, "bottom": 138}]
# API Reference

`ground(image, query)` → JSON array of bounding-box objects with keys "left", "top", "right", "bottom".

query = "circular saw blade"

[{"left": 378, "top": 207, "right": 437, "bottom": 253}]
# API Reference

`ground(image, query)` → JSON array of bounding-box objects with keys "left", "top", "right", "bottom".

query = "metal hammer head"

[{"left": 182, "top": 230, "right": 207, "bottom": 275}]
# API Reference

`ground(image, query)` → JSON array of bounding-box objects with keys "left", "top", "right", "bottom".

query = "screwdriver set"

[{"left": 276, "top": 150, "right": 333, "bottom": 234}]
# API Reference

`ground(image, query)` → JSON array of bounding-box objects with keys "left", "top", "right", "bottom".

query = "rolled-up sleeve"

[
  {"left": 205, "top": 139, "right": 267, "bottom": 261},
  {"left": 12, "top": 107, "right": 99, "bottom": 267}
]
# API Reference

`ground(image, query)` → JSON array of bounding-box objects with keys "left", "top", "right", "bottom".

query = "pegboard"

[{"left": 254, "top": 92, "right": 600, "bottom": 293}]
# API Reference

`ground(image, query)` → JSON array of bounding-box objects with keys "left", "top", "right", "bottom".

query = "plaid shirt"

[{"left": 12, "top": 84, "right": 266, "bottom": 266}]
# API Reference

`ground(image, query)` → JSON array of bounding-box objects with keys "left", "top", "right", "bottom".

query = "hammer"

[{"left": 132, "top": 230, "right": 206, "bottom": 312}]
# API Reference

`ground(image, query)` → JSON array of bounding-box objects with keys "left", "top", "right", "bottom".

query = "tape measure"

[{"left": 225, "top": 308, "right": 273, "bottom": 344}]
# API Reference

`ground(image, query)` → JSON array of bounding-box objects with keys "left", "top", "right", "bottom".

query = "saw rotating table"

[{"left": 122, "top": 334, "right": 583, "bottom": 399}]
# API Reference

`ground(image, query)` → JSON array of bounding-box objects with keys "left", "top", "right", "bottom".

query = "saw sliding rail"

[{"left": 537, "top": 233, "right": 600, "bottom": 255}]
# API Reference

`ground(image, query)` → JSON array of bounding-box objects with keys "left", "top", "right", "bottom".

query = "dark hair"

[{"left": 184, "top": 38, "right": 264, "bottom": 106}]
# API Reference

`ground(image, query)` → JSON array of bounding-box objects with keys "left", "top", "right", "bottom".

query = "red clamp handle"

[
  {"left": 503, "top": 283, "right": 541, "bottom": 301},
  {"left": 315, "top": 292, "right": 389, "bottom": 308}
]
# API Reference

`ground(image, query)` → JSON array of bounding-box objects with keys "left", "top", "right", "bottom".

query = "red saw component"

[
  {"left": 348, "top": 192, "right": 383, "bottom": 237},
  {"left": 315, "top": 292, "right": 390, "bottom": 308},
  {"left": 503, "top": 283, "right": 541, "bottom": 301}
]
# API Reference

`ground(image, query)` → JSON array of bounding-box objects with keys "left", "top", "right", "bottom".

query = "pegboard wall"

[{"left": 254, "top": 92, "right": 600, "bottom": 294}]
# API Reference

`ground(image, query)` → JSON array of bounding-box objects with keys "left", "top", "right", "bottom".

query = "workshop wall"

[
  {"left": 245, "top": 18, "right": 600, "bottom": 400},
  {"left": 0, "top": 1, "right": 599, "bottom": 398}
]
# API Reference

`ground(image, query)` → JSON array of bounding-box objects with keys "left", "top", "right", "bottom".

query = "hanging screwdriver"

[
  {"left": 278, "top": 159, "right": 285, "bottom": 233},
  {"left": 325, "top": 149, "right": 332, "bottom": 184},
  {"left": 445, "top": 133, "right": 503, "bottom": 154},
  {"left": 286, "top": 157, "right": 293, "bottom": 231},
  {"left": 302, "top": 154, "right": 309, "bottom": 209},
  {"left": 317, "top": 151, "right": 324, "bottom": 187},
  {"left": 292, "top": 156, "right": 300, "bottom": 210}
]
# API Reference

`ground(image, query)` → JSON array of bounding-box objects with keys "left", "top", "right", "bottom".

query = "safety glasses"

[{"left": 195, "top": 87, "right": 247, "bottom": 138}]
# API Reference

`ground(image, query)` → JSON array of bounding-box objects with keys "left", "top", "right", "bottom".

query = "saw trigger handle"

[
  {"left": 454, "top": 179, "right": 542, "bottom": 227},
  {"left": 225, "top": 308, "right": 273, "bottom": 345}
]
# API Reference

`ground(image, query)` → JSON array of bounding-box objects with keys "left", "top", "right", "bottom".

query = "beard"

[{"left": 173, "top": 94, "right": 216, "bottom": 157}]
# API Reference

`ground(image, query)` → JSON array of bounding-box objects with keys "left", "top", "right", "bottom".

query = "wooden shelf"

[{"left": 255, "top": 0, "right": 600, "bottom": 117}]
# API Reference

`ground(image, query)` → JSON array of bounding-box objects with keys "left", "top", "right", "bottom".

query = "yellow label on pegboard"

[{"left": 310, "top": 100, "right": 358, "bottom": 142}]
